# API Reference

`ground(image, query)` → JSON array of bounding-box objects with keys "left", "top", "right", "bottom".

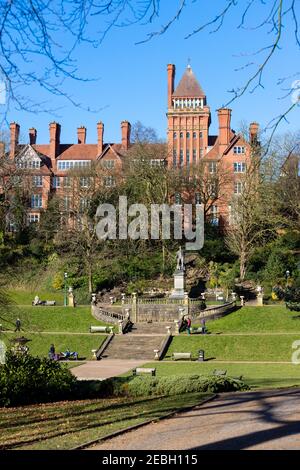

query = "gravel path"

[{"left": 89, "top": 388, "right": 300, "bottom": 450}]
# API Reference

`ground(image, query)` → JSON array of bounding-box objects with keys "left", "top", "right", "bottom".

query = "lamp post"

[{"left": 64, "top": 272, "right": 68, "bottom": 307}]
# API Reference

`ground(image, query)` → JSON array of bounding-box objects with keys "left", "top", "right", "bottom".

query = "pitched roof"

[
  {"left": 173, "top": 66, "right": 205, "bottom": 98},
  {"left": 56, "top": 144, "right": 98, "bottom": 160}
]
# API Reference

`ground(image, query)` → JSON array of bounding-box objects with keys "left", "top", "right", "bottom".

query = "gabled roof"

[{"left": 173, "top": 66, "right": 205, "bottom": 98}]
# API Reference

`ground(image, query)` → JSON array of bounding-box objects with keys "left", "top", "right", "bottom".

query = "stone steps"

[
  {"left": 102, "top": 323, "right": 174, "bottom": 360},
  {"left": 103, "top": 335, "right": 165, "bottom": 360}
]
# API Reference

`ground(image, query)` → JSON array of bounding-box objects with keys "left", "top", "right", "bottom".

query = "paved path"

[
  {"left": 71, "top": 359, "right": 147, "bottom": 380},
  {"left": 89, "top": 388, "right": 300, "bottom": 450}
]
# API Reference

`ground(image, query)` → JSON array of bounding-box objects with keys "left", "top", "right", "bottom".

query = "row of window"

[
  {"left": 57, "top": 160, "right": 91, "bottom": 170},
  {"left": 233, "top": 146, "right": 245, "bottom": 154},
  {"left": 173, "top": 131, "right": 203, "bottom": 139},
  {"left": 172, "top": 155, "right": 246, "bottom": 174},
  {"left": 16, "top": 159, "right": 41, "bottom": 169},
  {"left": 172, "top": 98, "right": 204, "bottom": 109}
]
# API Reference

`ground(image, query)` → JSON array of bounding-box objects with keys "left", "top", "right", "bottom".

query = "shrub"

[
  {"left": 0, "top": 352, "right": 77, "bottom": 407},
  {"left": 76, "top": 374, "right": 249, "bottom": 399}
]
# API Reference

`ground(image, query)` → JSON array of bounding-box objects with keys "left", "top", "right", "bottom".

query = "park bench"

[
  {"left": 213, "top": 369, "right": 227, "bottom": 376},
  {"left": 133, "top": 367, "right": 156, "bottom": 376},
  {"left": 172, "top": 352, "right": 192, "bottom": 361},
  {"left": 32, "top": 300, "right": 56, "bottom": 306},
  {"left": 89, "top": 325, "right": 112, "bottom": 333}
]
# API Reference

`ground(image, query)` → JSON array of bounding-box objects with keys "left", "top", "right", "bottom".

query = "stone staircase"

[{"left": 101, "top": 322, "right": 174, "bottom": 360}]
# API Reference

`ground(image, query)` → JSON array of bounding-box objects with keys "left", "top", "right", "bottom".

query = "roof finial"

[{"left": 187, "top": 57, "right": 191, "bottom": 69}]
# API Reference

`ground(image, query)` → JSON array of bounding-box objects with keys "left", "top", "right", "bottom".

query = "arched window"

[{"left": 186, "top": 132, "right": 190, "bottom": 139}]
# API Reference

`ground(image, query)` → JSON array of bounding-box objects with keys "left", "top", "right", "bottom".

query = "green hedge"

[
  {"left": 77, "top": 374, "right": 249, "bottom": 399},
  {"left": 0, "top": 352, "right": 77, "bottom": 407}
]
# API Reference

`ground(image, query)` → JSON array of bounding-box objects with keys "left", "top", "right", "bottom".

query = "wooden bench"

[
  {"left": 89, "top": 325, "right": 111, "bottom": 333},
  {"left": 133, "top": 367, "right": 156, "bottom": 376},
  {"left": 213, "top": 369, "right": 227, "bottom": 376},
  {"left": 172, "top": 352, "right": 192, "bottom": 361}
]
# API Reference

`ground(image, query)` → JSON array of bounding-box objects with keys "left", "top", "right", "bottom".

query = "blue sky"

[{"left": 5, "top": 1, "right": 300, "bottom": 145}]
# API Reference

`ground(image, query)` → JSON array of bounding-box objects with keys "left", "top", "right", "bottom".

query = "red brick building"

[
  {"left": 5, "top": 63, "right": 259, "bottom": 228},
  {"left": 167, "top": 63, "right": 259, "bottom": 224}
]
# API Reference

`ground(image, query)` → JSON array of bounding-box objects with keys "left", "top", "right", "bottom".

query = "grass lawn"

[
  {"left": 8, "top": 289, "right": 66, "bottom": 306},
  {"left": 1, "top": 332, "right": 106, "bottom": 360},
  {"left": 197, "top": 305, "right": 300, "bottom": 333},
  {"left": 1, "top": 305, "right": 113, "bottom": 333},
  {"left": 165, "top": 334, "right": 300, "bottom": 362},
  {"left": 0, "top": 393, "right": 211, "bottom": 450},
  {"left": 143, "top": 362, "right": 300, "bottom": 389}
]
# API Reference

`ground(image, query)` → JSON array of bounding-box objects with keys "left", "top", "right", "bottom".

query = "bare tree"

[{"left": 225, "top": 154, "right": 281, "bottom": 280}]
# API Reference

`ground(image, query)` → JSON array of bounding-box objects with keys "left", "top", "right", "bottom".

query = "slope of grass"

[
  {"left": 143, "top": 362, "right": 300, "bottom": 390},
  {"left": 0, "top": 393, "right": 210, "bottom": 450},
  {"left": 201, "top": 305, "right": 300, "bottom": 333},
  {"left": 166, "top": 334, "right": 299, "bottom": 362},
  {"left": 8, "top": 290, "right": 66, "bottom": 306}
]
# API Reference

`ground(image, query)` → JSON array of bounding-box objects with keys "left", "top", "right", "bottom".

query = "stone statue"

[{"left": 176, "top": 246, "right": 184, "bottom": 271}]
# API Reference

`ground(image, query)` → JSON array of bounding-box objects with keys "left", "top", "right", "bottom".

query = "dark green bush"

[
  {"left": 0, "top": 352, "right": 77, "bottom": 407},
  {"left": 76, "top": 374, "right": 249, "bottom": 399}
]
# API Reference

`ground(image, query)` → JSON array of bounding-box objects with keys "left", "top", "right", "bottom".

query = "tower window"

[
  {"left": 199, "top": 131, "right": 203, "bottom": 138},
  {"left": 186, "top": 132, "right": 190, "bottom": 139},
  {"left": 193, "top": 132, "right": 197, "bottom": 139},
  {"left": 173, "top": 132, "right": 177, "bottom": 139},
  {"left": 186, "top": 149, "right": 190, "bottom": 165},
  {"left": 180, "top": 150, "right": 184, "bottom": 167},
  {"left": 173, "top": 150, "right": 177, "bottom": 167},
  {"left": 193, "top": 149, "right": 197, "bottom": 162},
  {"left": 180, "top": 132, "right": 183, "bottom": 139}
]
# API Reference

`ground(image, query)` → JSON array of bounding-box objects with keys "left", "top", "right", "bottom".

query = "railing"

[
  {"left": 92, "top": 305, "right": 125, "bottom": 324},
  {"left": 95, "top": 333, "right": 114, "bottom": 360},
  {"left": 137, "top": 298, "right": 184, "bottom": 305},
  {"left": 192, "top": 301, "right": 236, "bottom": 319}
]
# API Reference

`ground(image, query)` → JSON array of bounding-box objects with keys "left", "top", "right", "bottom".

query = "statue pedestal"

[
  {"left": 169, "top": 270, "right": 185, "bottom": 299},
  {"left": 257, "top": 293, "right": 264, "bottom": 306}
]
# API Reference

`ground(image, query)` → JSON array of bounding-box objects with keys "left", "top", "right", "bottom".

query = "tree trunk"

[
  {"left": 240, "top": 251, "right": 246, "bottom": 281},
  {"left": 87, "top": 261, "right": 93, "bottom": 294}
]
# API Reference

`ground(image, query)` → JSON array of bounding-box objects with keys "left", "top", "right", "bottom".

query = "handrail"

[{"left": 95, "top": 333, "right": 114, "bottom": 360}]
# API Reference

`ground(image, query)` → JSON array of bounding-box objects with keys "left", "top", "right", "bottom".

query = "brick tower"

[{"left": 167, "top": 64, "right": 211, "bottom": 167}]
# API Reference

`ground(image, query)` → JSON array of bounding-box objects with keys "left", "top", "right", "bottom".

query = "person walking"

[
  {"left": 14, "top": 318, "right": 21, "bottom": 332},
  {"left": 186, "top": 317, "right": 192, "bottom": 336}
]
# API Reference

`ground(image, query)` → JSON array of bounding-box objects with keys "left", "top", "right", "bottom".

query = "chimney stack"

[
  {"left": 167, "top": 64, "right": 175, "bottom": 108},
  {"left": 97, "top": 122, "right": 104, "bottom": 155},
  {"left": 217, "top": 108, "right": 231, "bottom": 150},
  {"left": 121, "top": 121, "right": 131, "bottom": 151},
  {"left": 10, "top": 122, "right": 20, "bottom": 159},
  {"left": 77, "top": 126, "right": 86, "bottom": 144},
  {"left": 29, "top": 128, "right": 37, "bottom": 145},
  {"left": 49, "top": 122, "right": 61, "bottom": 161},
  {"left": 249, "top": 122, "right": 259, "bottom": 145}
]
